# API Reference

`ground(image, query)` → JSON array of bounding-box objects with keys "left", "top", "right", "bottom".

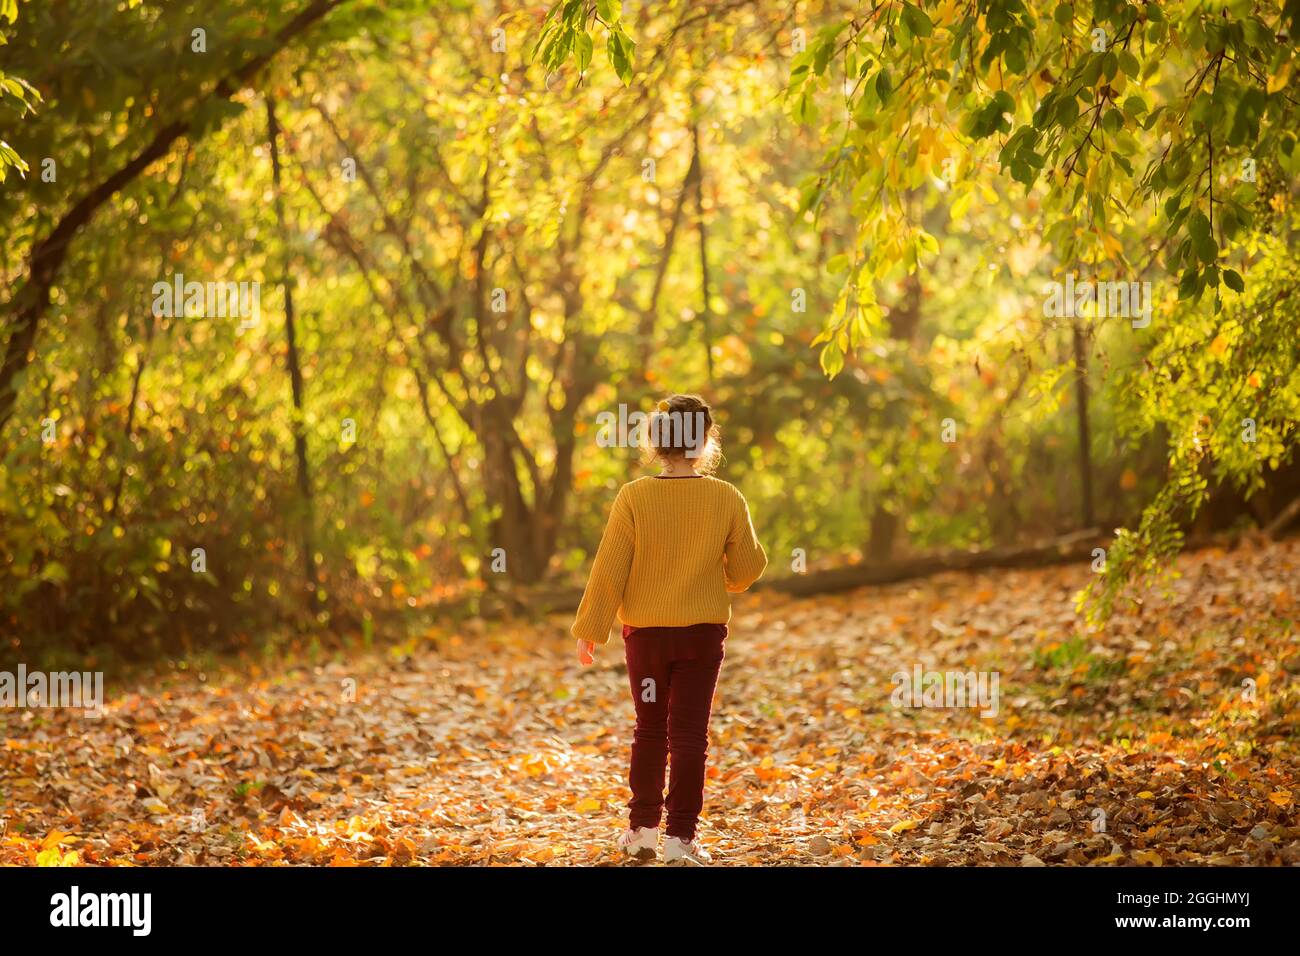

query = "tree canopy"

[
  {"left": 541, "top": 0, "right": 1299, "bottom": 618},
  {"left": 1, "top": 0, "right": 1296, "bottom": 664}
]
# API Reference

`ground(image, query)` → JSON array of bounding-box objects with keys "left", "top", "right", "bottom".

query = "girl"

[{"left": 572, "top": 394, "right": 767, "bottom": 865}]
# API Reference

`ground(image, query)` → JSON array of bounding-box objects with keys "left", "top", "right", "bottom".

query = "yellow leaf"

[
  {"left": 889, "top": 819, "right": 919, "bottom": 834},
  {"left": 916, "top": 125, "right": 935, "bottom": 155},
  {"left": 1136, "top": 791, "right": 1155, "bottom": 799},
  {"left": 1100, "top": 230, "right": 1124, "bottom": 259},
  {"left": 573, "top": 798, "right": 602, "bottom": 813},
  {"left": 1267, "top": 64, "right": 1292, "bottom": 94},
  {"left": 1268, "top": 790, "right": 1292, "bottom": 808},
  {"left": 1133, "top": 849, "right": 1163, "bottom": 866},
  {"left": 41, "top": 830, "right": 70, "bottom": 851},
  {"left": 37, "top": 847, "right": 78, "bottom": 867}
]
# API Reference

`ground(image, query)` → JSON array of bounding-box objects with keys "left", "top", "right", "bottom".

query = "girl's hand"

[{"left": 576, "top": 639, "right": 596, "bottom": 666}]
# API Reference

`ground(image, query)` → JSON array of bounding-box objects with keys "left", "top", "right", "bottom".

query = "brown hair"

[{"left": 639, "top": 393, "right": 723, "bottom": 475}]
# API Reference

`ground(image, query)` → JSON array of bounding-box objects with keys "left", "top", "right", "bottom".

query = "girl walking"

[{"left": 572, "top": 394, "right": 767, "bottom": 864}]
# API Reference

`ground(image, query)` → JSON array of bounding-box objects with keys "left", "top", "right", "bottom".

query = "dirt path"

[{"left": 3, "top": 539, "right": 1297, "bottom": 866}]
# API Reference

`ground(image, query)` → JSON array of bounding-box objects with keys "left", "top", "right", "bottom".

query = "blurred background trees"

[{"left": 2, "top": 0, "right": 1296, "bottom": 668}]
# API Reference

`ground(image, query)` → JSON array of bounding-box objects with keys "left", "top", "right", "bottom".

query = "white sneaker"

[
  {"left": 617, "top": 826, "right": 659, "bottom": 862},
  {"left": 663, "top": 836, "right": 712, "bottom": 865}
]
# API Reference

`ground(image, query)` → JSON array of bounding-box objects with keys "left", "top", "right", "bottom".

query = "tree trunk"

[
  {"left": 866, "top": 272, "right": 923, "bottom": 561},
  {"left": 106, "top": 318, "right": 156, "bottom": 518},
  {"left": 637, "top": 145, "right": 696, "bottom": 377},
  {"left": 266, "top": 96, "right": 321, "bottom": 611},
  {"left": 1072, "top": 319, "right": 1095, "bottom": 529},
  {"left": 692, "top": 123, "right": 714, "bottom": 384},
  {"left": 480, "top": 411, "right": 547, "bottom": 584},
  {"left": 867, "top": 508, "right": 900, "bottom": 563}
]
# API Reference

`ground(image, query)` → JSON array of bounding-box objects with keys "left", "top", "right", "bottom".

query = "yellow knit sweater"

[{"left": 571, "top": 475, "right": 768, "bottom": 645}]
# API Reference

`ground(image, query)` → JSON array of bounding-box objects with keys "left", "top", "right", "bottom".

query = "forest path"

[{"left": 4, "top": 539, "right": 1297, "bottom": 866}]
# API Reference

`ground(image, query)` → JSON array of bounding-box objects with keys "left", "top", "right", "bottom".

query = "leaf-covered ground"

[{"left": 4, "top": 538, "right": 1297, "bottom": 866}]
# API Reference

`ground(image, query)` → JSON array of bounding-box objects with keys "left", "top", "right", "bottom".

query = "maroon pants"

[{"left": 622, "top": 622, "right": 726, "bottom": 841}]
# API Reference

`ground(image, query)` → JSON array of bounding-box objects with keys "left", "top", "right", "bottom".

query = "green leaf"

[
  {"left": 819, "top": 341, "right": 845, "bottom": 379},
  {"left": 901, "top": 3, "right": 934, "bottom": 38},
  {"left": 875, "top": 68, "right": 893, "bottom": 105},
  {"left": 813, "top": 37, "right": 834, "bottom": 75},
  {"left": 574, "top": 30, "right": 593, "bottom": 72},
  {"left": 596, "top": 0, "right": 621, "bottom": 24},
  {"left": 607, "top": 31, "right": 634, "bottom": 84}
]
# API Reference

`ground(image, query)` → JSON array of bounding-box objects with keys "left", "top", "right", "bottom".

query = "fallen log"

[
  {"left": 434, "top": 530, "right": 1112, "bottom": 619},
  {"left": 1266, "top": 495, "right": 1300, "bottom": 539},
  {"left": 427, "top": 526, "right": 1261, "bottom": 623},
  {"left": 757, "top": 529, "right": 1109, "bottom": 597}
]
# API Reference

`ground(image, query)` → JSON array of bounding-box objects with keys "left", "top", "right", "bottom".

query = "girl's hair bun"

[{"left": 640, "top": 393, "right": 723, "bottom": 474}]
